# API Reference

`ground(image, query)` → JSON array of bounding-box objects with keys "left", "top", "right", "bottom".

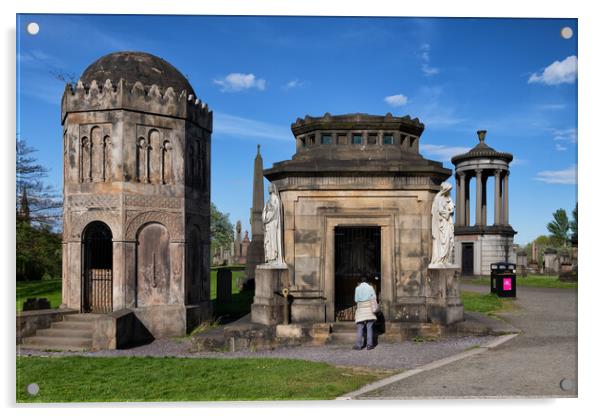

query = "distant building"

[{"left": 451, "top": 131, "right": 516, "bottom": 276}]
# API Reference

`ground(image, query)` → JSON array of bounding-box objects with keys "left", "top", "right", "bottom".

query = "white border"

[{"left": 2, "top": 1, "right": 599, "bottom": 415}]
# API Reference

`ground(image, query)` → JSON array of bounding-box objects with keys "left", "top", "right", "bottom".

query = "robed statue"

[
  {"left": 430, "top": 182, "right": 455, "bottom": 266},
  {"left": 263, "top": 183, "right": 285, "bottom": 265}
]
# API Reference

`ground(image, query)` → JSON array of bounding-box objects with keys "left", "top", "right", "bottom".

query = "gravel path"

[
  {"left": 18, "top": 335, "right": 496, "bottom": 371},
  {"left": 358, "top": 283, "right": 578, "bottom": 398}
]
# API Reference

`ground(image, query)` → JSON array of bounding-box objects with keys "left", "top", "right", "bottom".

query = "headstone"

[
  {"left": 517, "top": 251, "right": 527, "bottom": 276},
  {"left": 216, "top": 268, "right": 232, "bottom": 303},
  {"left": 22, "top": 297, "right": 51, "bottom": 311},
  {"left": 544, "top": 248, "right": 559, "bottom": 274}
]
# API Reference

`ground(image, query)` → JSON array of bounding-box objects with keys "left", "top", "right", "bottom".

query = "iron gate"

[
  {"left": 334, "top": 226, "right": 381, "bottom": 321},
  {"left": 82, "top": 221, "right": 113, "bottom": 313}
]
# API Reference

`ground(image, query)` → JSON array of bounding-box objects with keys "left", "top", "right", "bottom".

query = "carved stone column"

[
  {"left": 455, "top": 173, "right": 461, "bottom": 225},
  {"left": 464, "top": 173, "right": 470, "bottom": 226},
  {"left": 503, "top": 170, "right": 510, "bottom": 225},
  {"left": 475, "top": 169, "right": 483, "bottom": 226},
  {"left": 482, "top": 173, "right": 488, "bottom": 226},
  {"left": 494, "top": 169, "right": 501, "bottom": 225},
  {"left": 458, "top": 172, "right": 465, "bottom": 226}
]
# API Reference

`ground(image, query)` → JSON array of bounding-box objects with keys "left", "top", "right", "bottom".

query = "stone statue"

[
  {"left": 263, "top": 183, "right": 285, "bottom": 265},
  {"left": 430, "top": 182, "right": 455, "bottom": 266}
]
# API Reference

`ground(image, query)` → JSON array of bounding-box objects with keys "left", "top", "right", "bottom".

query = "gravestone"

[
  {"left": 22, "top": 297, "right": 51, "bottom": 311},
  {"left": 217, "top": 268, "right": 232, "bottom": 303}
]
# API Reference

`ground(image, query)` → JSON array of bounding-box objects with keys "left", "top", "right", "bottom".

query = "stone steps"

[
  {"left": 36, "top": 328, "right": 93, "bottom": 338},
  {"left": 19, "top": 313, "right": 97, "bottom": 352},
  {"left": 20, "top": 335, "right": 92, "bottom": 351}
]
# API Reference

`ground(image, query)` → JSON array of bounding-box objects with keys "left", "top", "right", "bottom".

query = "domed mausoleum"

[{"left": 60, "top": 51, "right": 212, "bottom": 339}]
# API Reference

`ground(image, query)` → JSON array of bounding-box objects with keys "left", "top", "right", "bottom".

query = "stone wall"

[{"left": 270, "top": 185, "right": 438, "bottom": 323}]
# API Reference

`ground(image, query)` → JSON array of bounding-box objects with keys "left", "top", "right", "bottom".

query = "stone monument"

[
  {"left": 60, "top": 51, "right": 212, "bottom": 337},
  {"left": 250, "top": 112, "right": 460, "bottom": 326},
  {"left": 243, "top": 145, "right": 265, "bottom": 284},
  {"left": 451, "top": 130, "right": 516, "bottom": 276},
  {"left": 426, "top": 182, "right": 463, "bottom": 324}
]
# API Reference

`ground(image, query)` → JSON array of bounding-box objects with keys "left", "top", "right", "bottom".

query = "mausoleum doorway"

[
  {"left": 82, "top": 221, "right": 113, "bottom": 313},
  {"left": 334, "top": 226, "right": 381, "bottom": 321},
  {"left": 462, "top": 242, "right": 474, "bottom": 276}
]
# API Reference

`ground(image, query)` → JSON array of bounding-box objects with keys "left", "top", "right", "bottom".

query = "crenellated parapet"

[{"left": 61, "top": 79, "right": 212, "bottom": 132}]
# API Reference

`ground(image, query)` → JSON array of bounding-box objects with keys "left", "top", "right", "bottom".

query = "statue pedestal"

[
  {"left": 251, "top": 264, "right": 288, "bottom": 325},
  {"left": 426, "top": 265, "right": 464, "bottom": 325}
]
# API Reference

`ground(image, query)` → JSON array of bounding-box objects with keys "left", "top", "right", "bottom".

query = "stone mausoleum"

[
  {"left": 451, "top": 131, "right": 516, "bottom": 276},
  {"left": 252, "top": 113, "right": 462, "bottom": 325},
  {"left": 60, "top": 52, "right": 212, "bottom": 337}
]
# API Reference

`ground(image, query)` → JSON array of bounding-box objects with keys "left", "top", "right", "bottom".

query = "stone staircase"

[{"left": 19, "top": 314, "right": 100, "bottom": 352}]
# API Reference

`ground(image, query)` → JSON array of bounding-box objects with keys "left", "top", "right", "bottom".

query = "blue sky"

[{"left": 16, "top": 14, "right": 577, "bottom": 245}]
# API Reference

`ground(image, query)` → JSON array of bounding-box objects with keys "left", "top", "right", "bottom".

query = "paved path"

[{"left": 358, "top": 283, "right": 578, "bottom": 399}]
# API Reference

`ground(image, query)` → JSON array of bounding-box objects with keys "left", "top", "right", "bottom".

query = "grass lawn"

[
  {"left": 462, "top": 274, "right": 577, "bottom": 289},
  {"left": 16, "top": 356, "right": 380, "bottom": 402},
  {"left": 461, "top": 291, "right": 517, "bottom": 315},
  {"left": 16, "top": 279, "right": 62, "bottom": 312}
]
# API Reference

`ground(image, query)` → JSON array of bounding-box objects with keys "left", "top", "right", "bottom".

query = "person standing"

[{"left": 353, "top": 277, "right": 377, "bottom": 350}]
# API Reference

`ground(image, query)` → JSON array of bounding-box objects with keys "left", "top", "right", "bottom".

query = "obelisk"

[{"left": 242, "top": 144, "right": 265, "bottom": 288}]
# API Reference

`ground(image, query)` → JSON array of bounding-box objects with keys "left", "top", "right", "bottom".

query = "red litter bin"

[{"left": 490, "top": 262, "right": 516, "bottom": 298}]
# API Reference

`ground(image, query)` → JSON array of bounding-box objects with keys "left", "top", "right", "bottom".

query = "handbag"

[{"left": 370, "top": 296, "right": 380, "bottom": 313}]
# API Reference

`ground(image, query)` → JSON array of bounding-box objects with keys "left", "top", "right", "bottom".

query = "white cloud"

[
  {"left": 212, "top": 112, "right": 289, "bottom": 141},
  {"left": 555, "top": 143, "right": 568, "bottom": 151},
  {"left": 421, "top": 144, "right": 471, "bottom": 162},
  {"left": 213, "top": 73, "right": 266, "bottom": 92},
  {"left": 282, "top": 79, "right": 308, "bottom": 90},
  {"left": 539, "top": 103, "right": 566, "bottom": 110},
  {"left": 384, "top": 94, "right": 408, "bottom": 107},
  {"left": 419, "top": 43, "right": 439, "bottom": 77},
  {"left": 534, "top": 165, "right": 577, "bottom": 184},
  {"left": 528, "top": 55, "right": 577, "bottom": 85},
  {"left": 551, "top": 127, "right": 577, "bottom": 143},
  {"left": 421, "top": 64, "right": 440, "bottom": 76}
]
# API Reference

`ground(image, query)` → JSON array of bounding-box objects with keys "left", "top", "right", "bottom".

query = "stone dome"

[{"left": 80, "top": 51, "right": 195, "bottom": 95}]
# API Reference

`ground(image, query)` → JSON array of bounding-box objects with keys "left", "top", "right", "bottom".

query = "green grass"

[
  {"left": 462, "top": 274, "right": 577, "bottom": 289},
  {"left": 461, "top": 291, "right": 516, "bottom": 315},
  {"left": 16, "top": 356, "right": 380, "bottom": 402},
  {"left": 16, "top": 270, "right": 250, "bottom": 316},
  {"left": 16, "top": 279, "right": 62, "bottom": 312}
]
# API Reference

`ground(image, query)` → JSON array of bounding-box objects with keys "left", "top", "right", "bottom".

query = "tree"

[
  {"left": 546, "top": 209, "right": 570, "bottom": 248},
  {"left": 570, "top": 203, "right": 578, "bottom": 241},
  {"left": 16, "top": 137, "right": 62, "bottom": 227},
  {"left": 16, "top": 138, "right": 63, "bottom": 280},
  {"left": 210, "top": 203, "right": 234, "bottom": 254}
]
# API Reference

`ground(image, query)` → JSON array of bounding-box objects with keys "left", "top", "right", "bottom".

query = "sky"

[{"left": 15, "top": 14, "right": 577, "bottom": 245}]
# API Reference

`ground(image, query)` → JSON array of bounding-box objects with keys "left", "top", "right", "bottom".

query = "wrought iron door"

[
  {"left": 334, "top": 226, "right": 381, "bottom": 320},
  {"left": 82, "top": 221, "right": 113, "bottom": 313}
]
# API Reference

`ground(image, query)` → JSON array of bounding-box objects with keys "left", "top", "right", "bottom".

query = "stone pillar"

[
  {"left": 455, "top": 173, "right": 461, "bottom": 225},
  {"left": 464, "top": 173, "right": 470, "bottom": 226},
  {"left": 458, "top": 172, "right": 465, "bottom": 226},
  {"left": 475, "top": 169, "right": 483, "bottom": 226},
  {"left": 426, "top": 266, "right": 463, "bottom": 325},
  {"left": 482, "top": 174, "right": 487, "bottom": 226},
  {"left": 494, "top": 169, "right": 501, "bottom": 225},
  {"left": 112, "top": 241, "right": 126, "bottom": 310},
  {"left": 503, "top": 171, "right": 509, "bottom": 225},
  {"left": 251, "top": 264, "right": 287, "bottom": 325}
]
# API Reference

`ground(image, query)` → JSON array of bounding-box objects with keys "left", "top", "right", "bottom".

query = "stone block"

[{"left": 276, "top": 324, "right": 304, "bottom": 338}]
